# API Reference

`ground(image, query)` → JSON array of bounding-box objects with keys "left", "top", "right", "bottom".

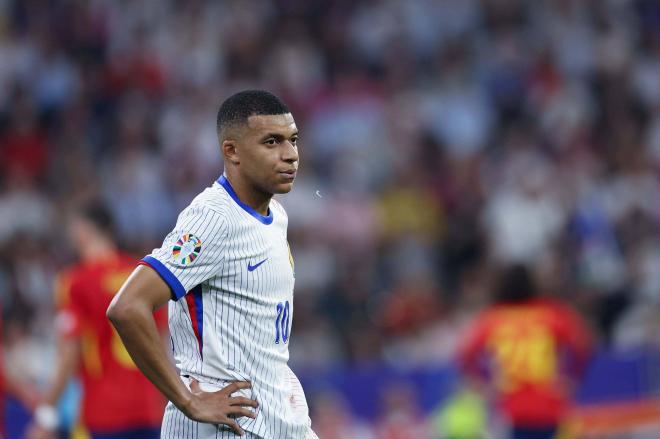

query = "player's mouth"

[{"left": 278, "top": 170, "right": 297, "bottom": 181}]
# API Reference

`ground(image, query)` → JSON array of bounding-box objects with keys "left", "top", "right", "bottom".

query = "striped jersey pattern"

[{"left": 142, "top": 176, "right": 313, "bottom": 439}]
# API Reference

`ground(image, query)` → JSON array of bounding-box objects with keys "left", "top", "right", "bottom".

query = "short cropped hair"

[
  {"left": 216, "top": 90, "right": 290, "bottom": 139},
  {"left": 76, "top": 200, "right": 115, "bottom": 237},
  {"left": 494, "top": 264, "right": 537, "bottom": 304}
]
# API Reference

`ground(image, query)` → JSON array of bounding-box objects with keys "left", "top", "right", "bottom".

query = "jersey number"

[
  {"left": 488, "top": 323, "right": 557, "bottom": 391},
  {"left": 275, "top": 301, "right": 290, "bottom": 344}
]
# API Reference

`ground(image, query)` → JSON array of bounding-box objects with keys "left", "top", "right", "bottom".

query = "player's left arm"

[
  {"left": 107, "top": 265, "right": 257, "bottom": 433},
  {"left": 43, "top": 338, "right": 80, "bottom": 405},
  {"left": 107, "top": 265, "right": 191, "bottom": 409},
  {"left": 27, "top": 273, "right": 83, "bottom": 438},
  {"left": 555, "top": 303, "right": 594, "bottom": 377},
  {"left": 456, "top": 313, "right": 489, "bottom": 378},
  {"left": 25, "top": 337, "right": 80, "bottom": 439}
]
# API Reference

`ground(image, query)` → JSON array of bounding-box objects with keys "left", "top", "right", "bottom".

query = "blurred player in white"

[{"left": 107, "top": 90, "right": 317, "bottom": 439}]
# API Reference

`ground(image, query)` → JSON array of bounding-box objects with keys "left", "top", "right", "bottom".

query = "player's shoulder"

[
  {"left": 534, "top": 296, "right": 581, "bottom": 320},
  {"left": 188, "top": 183, "right": 232, "bottom": 215},
  {"left": 472, "top": 307, "right": 501, "bottom": 329},
  {"left": 55, "top": 266, "right": 77, "bottom": 292},
  {"left": 54, "top": 264, "right": 87, "bottom": 305},
  {"left": 58, "top": 262, "right": 89, "bottom": 284},
  {"left": 180, "top": 182, "right": 289, "bottom": 228},
  {"left": 167, "top": 184, "right": 232, "bottom": 248},
  {"left": 177, "top": 184, "right": 232, "bottom": 223},
  {"left": 115, "top": 251, "right": 139, "bottom": 265}
]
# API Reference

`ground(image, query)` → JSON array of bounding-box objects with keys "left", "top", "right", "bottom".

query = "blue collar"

[{"left": 217, "top": 175, "right": 273, "bottom": 225}]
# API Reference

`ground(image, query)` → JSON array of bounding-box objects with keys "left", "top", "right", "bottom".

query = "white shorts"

[
  {"left": 160, "top": 400, "right": 257, "bottom": 439},
  {"left": 160, "top": 377, "right": 318, "bottom": 439}
]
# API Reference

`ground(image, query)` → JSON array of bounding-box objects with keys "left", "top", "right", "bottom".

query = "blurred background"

[{"left": 1, "top": 0, "right": 660, "bottom": 438}]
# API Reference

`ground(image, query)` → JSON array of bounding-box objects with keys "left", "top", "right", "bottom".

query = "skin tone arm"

[
  {"left": 25, "top": 320, "right": 82, "bottom": 439},
  {"left": 106, "top": 265, "right": 258, "bottom": 435},
  {"left": 43, "top": 339, "right": 80, "bottom": 406},
  {"left": 3, "top": 363, "right": 42, "bottom": 412},
  {"left": 26, "top": 316, "right": 81, "bottom": 439}
]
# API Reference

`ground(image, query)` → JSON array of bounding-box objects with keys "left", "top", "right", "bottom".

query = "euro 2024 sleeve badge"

[{"left": 172, "top": 233, "right": 202, "bottom": 266}]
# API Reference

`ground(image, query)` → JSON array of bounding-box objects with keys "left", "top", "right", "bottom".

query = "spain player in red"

[
  {"left": 27, "top": 202, "right": 165, "bottom": 439},
  {"left": 458, "top": 264, "right": 593, "bottom": 439}
]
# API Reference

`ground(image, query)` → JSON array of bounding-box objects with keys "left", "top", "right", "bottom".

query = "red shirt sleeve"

[
  {"left": 552, "top": 301, "right": 594, "bottom": 377},
  {"left": 457, "top": 311, "right": 492, "bottom": 377}
]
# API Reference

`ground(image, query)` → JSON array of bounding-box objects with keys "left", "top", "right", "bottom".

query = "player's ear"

[{"left": 222, "top": 139, "right": 240, "bottom": 165}]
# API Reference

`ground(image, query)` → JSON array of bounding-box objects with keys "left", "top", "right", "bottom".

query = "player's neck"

[
  {"left": 225, "top": 174, "right": 272, "bottom": 216},
  {"left": 81, "top": 239, "right": 117, "bottom": 262}
]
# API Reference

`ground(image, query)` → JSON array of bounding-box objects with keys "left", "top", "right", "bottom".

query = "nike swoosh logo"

[{"left": 248, "top": 258, "right": 268, "bottom": 272}]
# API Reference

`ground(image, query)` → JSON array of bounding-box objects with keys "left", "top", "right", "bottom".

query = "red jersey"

[
  {"left": 0, "top": 311, "right": 4, "bottom": 436},
  {"left": 55, "top": 252, "right": 165, "bottom": 431},
  {"left": 458, "top": 298, "right": 592, "bottom": 427}
]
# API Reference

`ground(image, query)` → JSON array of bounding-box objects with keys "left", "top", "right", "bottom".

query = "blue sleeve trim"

[{"left": 142, "top": 255, "right": 186, "bottom": 300}]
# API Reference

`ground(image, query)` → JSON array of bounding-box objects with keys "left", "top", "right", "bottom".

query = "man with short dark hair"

[
  {"left": 108, "top": 90, "right": 317, "bottom": 438},
  {"left": 28, "top": 201, "right": 165, "bottom": 439}
]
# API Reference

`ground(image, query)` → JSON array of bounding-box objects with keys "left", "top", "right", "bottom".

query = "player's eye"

[
  {"left": 265, "top": 138, "right": 277, "bottom": 145},
  {"left": 290, "top": 136, "right": 298, "bottom": 145}
]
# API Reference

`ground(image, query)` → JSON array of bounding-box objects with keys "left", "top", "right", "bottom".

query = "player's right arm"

[
  {"left": 107, "top": 265, "right": 258, "bottom": 435},
  {"left": 457, "top": 312, "right": 489, "bottom": 377},
  {"left": 553, "top": 301, "right": 594, "bottom": 378}
]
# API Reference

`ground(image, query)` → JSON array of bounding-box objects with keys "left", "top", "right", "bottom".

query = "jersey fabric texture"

[
  {"left": 55, "top": 253, "right": 165, "bottom": 432},
  {"left": 458, "top": 297, "right": 592, "bottom": 427},
  {"left": 142, "top": 175, "right": 314, "bottom": 439}
]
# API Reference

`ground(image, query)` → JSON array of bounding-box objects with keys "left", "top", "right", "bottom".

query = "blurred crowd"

[{"left": 1, "top": 0, "right": 660, "bottom": 436}]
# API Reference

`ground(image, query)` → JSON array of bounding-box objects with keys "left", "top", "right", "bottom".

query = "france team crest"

[{"left": 172, "top": 233, "right": 202, "bottom": 266}]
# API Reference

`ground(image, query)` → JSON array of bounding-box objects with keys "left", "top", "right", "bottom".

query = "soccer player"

[
  {"left": 27, "top": 202, "right": 164, "bottom": 439},
  {"left": 457, "top": 264, "right": 593, "bottom": 439},
  {"left": 107, "top": 90, "right": 317, "bottom": 438}
]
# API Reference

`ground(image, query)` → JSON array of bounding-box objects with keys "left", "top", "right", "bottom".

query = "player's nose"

[{"left": 281, "top": 140, "right": 298, "bottom": 163}]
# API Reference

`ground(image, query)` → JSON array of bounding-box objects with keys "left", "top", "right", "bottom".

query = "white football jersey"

[{"left": 143, "top": 175, "right": 313, "bottom": 439}]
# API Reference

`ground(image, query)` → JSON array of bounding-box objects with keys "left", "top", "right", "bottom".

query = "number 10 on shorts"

[{"left": 275, "top": 301, "right": 290, "bottom": 344}]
